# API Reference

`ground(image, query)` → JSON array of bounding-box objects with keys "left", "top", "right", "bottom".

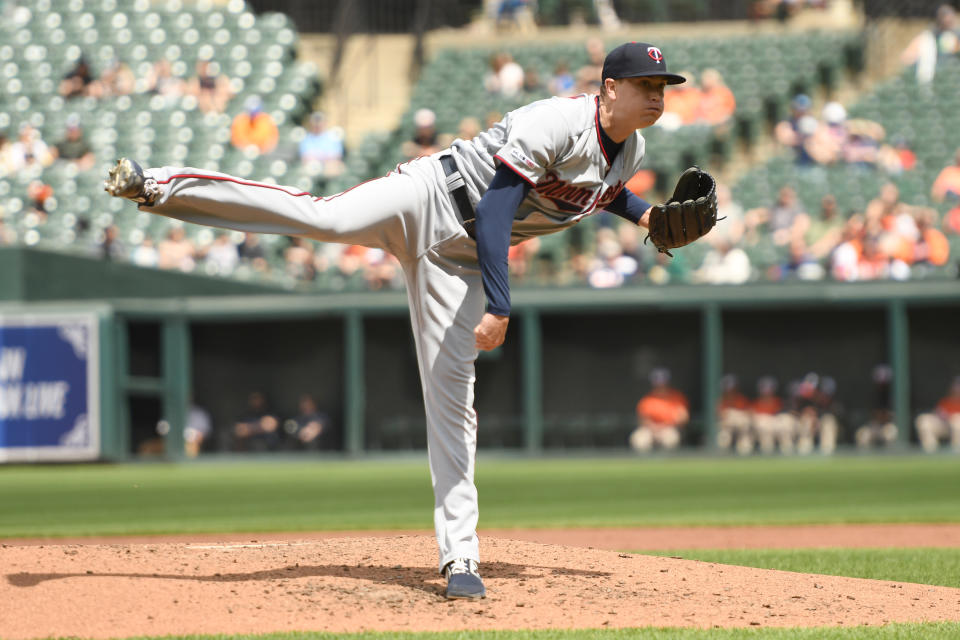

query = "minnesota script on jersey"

[{"left": 450, "top": 93, "right": 647, "bottom": 244}]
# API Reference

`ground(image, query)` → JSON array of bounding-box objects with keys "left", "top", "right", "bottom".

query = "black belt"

[{"left": 440, "top": 154, "right": 476, "bottom": 239}]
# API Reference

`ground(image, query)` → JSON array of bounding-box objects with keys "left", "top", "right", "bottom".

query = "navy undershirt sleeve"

[
  {"left": 605, "top": 189, "right": 652, "bottom": 225},
  {"left": 474, "top": 163, "right": 532, "bottom": 317}
]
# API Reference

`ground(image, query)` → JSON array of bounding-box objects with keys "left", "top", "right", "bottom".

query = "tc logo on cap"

[{"left": 647, "top": 47, "right": 663, "bottom": 62}]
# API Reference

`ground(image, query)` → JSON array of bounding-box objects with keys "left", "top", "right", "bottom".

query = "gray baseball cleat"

[
  {"left": 104, "top": 158, "right": 161, "bottom": 205},
  {"left": 443, "top": 558, "right": 486, "bottom": 599}
]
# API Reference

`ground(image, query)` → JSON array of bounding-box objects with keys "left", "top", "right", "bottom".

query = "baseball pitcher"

[{"left": 105, "top": 41, "right": 718, "bottom": 599}]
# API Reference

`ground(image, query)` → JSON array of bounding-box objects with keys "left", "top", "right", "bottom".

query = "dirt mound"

[{"left": 2, "top": 536, "right": 959, "bottom": 639}]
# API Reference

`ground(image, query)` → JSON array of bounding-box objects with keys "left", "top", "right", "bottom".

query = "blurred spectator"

[
  {"left": 184, "top": 400, "right": 213, "bottom": 458},
  {"left": 187, "top": 59, "right": 232, "bottom": 114},
  {"left": 776, "top": 236, "right": 824, "bottom": 281},
  {"left": 805, "top": 101, "right": 849, "bottom": 165},
  {"left": 792, "top": 372, "right": 838, "bottom": 455},
  {"left": 92, "top": 58, "right": 134, "bottom": 98},
  {"left": 204, "top": 232, "right": 240, "bottom": 275},
  {"left": 284, "top": 236, "right": 317, "bottom": 281},
  {"left": 878, "top": 135, "right": 917, "bottom": 175},
  {"left": 841, "top": 118, "right": 887, "bottom": 168},
  {"left": 522, "top": 65, "right": 543, "bottom": 94},
  {"left": 100, "top": 224, "right": 125, "bottom": 261},
  {"left": 484, "top": 110, "right": 504, "bottom": 130},
  {"left": 59, "top": 56, "right": 95, "bottom": 99},
  {"left": 157, "top": 226, "right": 196, "bottom": 272},
  {"left": 834, "top": 215, "right": 867, "bottom": 263},
  {"left": 402, "top": 108, "right": 442, "bottom": 160},
  {"left": 238, "top": 232, "right": 268, "bottom": 271},
  {"left": 233, "top": 391, "right": 280, "bottom": 452},
  {"left": 694, "top": 68, "right": 736, "bottom": 126},
  {"left": 624, "top": 169, "right": 656, "bottom": 200},
  {"left": 751, "top": 376, "right": 795, "bottom": 455},
  {"left": 549, "top": 61, "right": 576, "bottom": 97},
  {"left": 484, "top": 52, "right": 525, "bottom": 97},
  {"left": 495, "top": 0, "right": 537, "bottom": 34},
  {"left": 944, "top": 204, "right": 960, "bottom": 235},
  {"left": 299, "top": 112, "right": 345, "bottom": 176},
  {"left": 508, "top": 238, "right": 541, "bottom": 283},
  {"left": 587, "top": 228, "right": 638, "bottom": 288},
  {"left": 661, "top": 72, "right": 700, "bottom": 129},
  {"left": 901, "top": 4, "right": 960, "bottom": 84},
  {"left": 910, "top": 209, "right": 950, "bottom": 270},
  {"left": 915, "top": 376, "right": 960, "bottom": 453},
  {"left": 646, "top": 249, "right": 692, "bottom": 285},
  {"left": 716, "top": 373, "right": 753, "bottom": 455},
  {"left": 53, "top": 115, "right": 95, "bottom": 171},
  {"left": 131, "top": 235, "right": 159, "bottom": 268},
  {"left": 456, "top": 116, "right": 482, "bottom": 141},
  {"left": 25, "top": 180, "right": 53, "bottom": 224},
  {"left": 363, "top": 248, "right": 403, "bottom": 291},
  {"left": 0, "top": 130, "right": 14, "bottom": 177},
  {"left": 799, "top": 102, "right": 887, "bottom": 167},
  {"left": 693, "top": 239, "right": 751, "bottom": 284},
  {"left": 806, "top": 194, "right": 844, "bottom": 260},
  {"left": 0, "top": 212, "right": 15, "bottom": 245},
  {"left": 748, "top": 185, "right": 808, "bottom": 247},
  {"left": 231, "top": 96, "right": 278, "bottom": 155},
  {"left": 931, "top": 147, "right": 960, "bottom": 203},
  {"left": 630, "top": 368, "right": 689, "bottom": 452},
  {"left": 146, "top": 59, "right": 185, "bottom": 104},
  {"left": 575, "top": 38, "right": 605, "bottom": 93},
  {"left": 855, "top": 364, "right": 898, "bottom": 449},
  {"left": 857, "top": 233, "right": 892, "bottom": 280},
  {"left": 284, "top": 393, "right": 330, "bottom": 450},
  {"left": 774, "top": 94, "right": 818, "bottom": 165},
  {"left": 9, "top": 123, "right": 54, "bottom": 172}
]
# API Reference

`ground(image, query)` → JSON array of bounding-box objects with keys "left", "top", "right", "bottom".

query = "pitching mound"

[{"left": 3, "top": 536, "right": 959, "bottom": 639}]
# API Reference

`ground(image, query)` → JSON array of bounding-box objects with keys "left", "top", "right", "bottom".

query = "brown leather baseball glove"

[{"left": 646, "top": 167, "right": 718, "bottom": 256}]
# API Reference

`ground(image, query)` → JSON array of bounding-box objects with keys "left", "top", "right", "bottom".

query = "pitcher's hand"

[{"left": 474, "top": 313, "right": 509, "bottom": 351}]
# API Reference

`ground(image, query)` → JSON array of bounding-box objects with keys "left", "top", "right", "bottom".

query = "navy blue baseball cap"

[{"left": 601, "top": 42, "right": 686, "bottom": 85}]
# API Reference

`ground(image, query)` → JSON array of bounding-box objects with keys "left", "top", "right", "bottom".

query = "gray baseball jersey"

[
  {"left": 451, "top": 93, "right": 646, "bottom": 242},
  {"left": 126, "top": 92, "right": 648, "bottom": 573}
]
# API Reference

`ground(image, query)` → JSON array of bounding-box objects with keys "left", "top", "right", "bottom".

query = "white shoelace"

[{"left": 446, "top": 558, "right": 479, "bottom": 576}]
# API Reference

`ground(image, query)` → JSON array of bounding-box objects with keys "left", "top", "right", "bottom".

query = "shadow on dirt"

[{"left": 6, "top": 561, "right": 610, "bottom": 597}]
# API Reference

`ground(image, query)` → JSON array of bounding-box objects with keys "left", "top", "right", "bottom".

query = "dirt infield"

[{"left": 3, "top": 530, "right": 960, "bottom": 639}]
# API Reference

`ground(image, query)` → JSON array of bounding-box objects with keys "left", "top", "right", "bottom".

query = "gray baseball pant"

[{"left": 143, "top": 154, "right": 484, "bottom": 571}]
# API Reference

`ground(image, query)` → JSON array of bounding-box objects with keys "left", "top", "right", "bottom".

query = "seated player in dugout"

[{"left": 105, "top": 42, "right": 718, "bottom": 601}]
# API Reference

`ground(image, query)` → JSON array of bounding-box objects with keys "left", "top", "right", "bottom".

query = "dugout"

[{"left": 1, "top": 271, "right": 959, "bottom": 462}]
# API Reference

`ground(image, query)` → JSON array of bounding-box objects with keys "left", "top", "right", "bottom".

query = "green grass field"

[
  {"left": 1, "top": 455, "right": 959, "bottom": 537},
  {"left": 644, "top": 548, "right": 960, "bottom": 589},
  {"left": 3, "top": 455, "right": 959, "bottom": 639}
]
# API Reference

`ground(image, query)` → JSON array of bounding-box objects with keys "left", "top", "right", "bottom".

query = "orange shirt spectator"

[
  {"left": 625, "top": 169, "right": 656, "bottom": 199},
  {"left": 695, "top": 69, "right": 736, "bottom": 125},
  {"left": 231, "top": 96, "right": 278, "bottom": 154},
  {"left": 637, "top": 378, "right": 689, "bottom": 428},
  {"left": 751, "top": 395, "right": 782, "bottom": 416},
  {"left": 719, "top": 389, "right": 751, "bottom": 412},
  {"left": 918, "top": 226, "right": 950, "bottom": 266},
  {"left": 937, "top": 395, "right": 960, "bottom": 417},
  {"left": 932, "top": 148, "right": 960, "bottom": 202},
  {"left": 663, "top": 81, "right": 701, "bottom": 126},
  {"left": 945, "top": 206, "right": 960, "bottom": 234}
]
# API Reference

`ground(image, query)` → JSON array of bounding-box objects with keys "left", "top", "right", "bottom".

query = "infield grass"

[
  {"left": 2, "top": 455, "right": 960, "bottom": 538},
  {"left": 643, "top": 548, "right": 960, "bottom": 589}
]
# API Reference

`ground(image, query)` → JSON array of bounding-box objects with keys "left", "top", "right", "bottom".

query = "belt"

[{"left": 440, "top": 154, "right": 476, "bottom": 239}]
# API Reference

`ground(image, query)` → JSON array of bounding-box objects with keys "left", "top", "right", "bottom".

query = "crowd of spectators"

[
  {"left": 1, "top": 27, "right": 957, "bottom": 293},
  {"left": 639, "top": 364, "right": 960, "bottom": 456}
]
